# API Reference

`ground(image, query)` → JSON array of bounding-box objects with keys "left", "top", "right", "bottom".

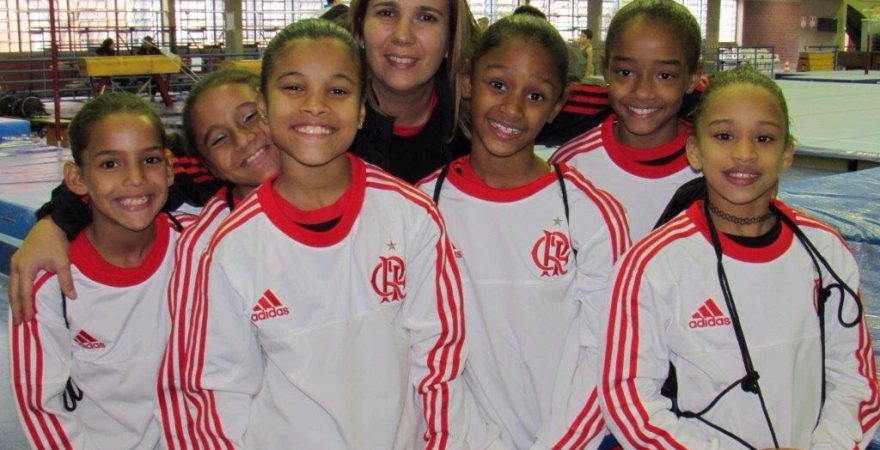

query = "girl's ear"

[
  {"left": 163, "top": 148, "right": 175, "bottom": 187},
  {"left": 459, "top": 72, "right": 472, "bottom": 99},
  {"left": 358, "top": 99, "right": 367, "bottom": 130},
  {"left": 781, "top": 139, "right": 795, "bottom": 172},
  {"left": 63, "top": 161, "right": 89, "bottom": 196},
  {"left": 546, "top": 86, "right": 571, "bottom": 124},
  {"left": 685, "top": 134, "right": 703, "bottom": 171}
]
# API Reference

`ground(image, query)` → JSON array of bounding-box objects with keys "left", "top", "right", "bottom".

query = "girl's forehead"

[
  {"left": 700, "top": 84, "right": 787, "bottom": 124},
  {"left": 272, "top": 38, "right": 361, "bottom": 79},
  {"left": 203, "top": 83, "right": 257, "bottom": 103},
  {"left": 618, "top": 17, "right": 676, "bottom": 44},
  {"left": 284, "top": 37, "right": 351, "bottom": 56}
]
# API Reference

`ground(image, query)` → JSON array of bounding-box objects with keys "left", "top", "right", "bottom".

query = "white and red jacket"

[
  {"left": 11, "top": 214, "right": 186, "bottom": 450},
  {"left": 548, "top": 114, "right": 699, "bottom": 241},
  {"left": 157, "top": 188, "right": 235, "bottom": 450},
  {"left": 187, "top": 155, "right": 467, "bottom": 449},
  {"left": 419, "top": 158, "right": 630, "bottom": 450},
  {"left": 600, "top": 200, "right": 880, "bottom": 449}
]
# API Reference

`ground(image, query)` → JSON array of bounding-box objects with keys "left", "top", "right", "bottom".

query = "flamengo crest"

[
  {"left": 531, "top": 230, "right": 571, "bottom": 277},
  {"left": 372, "top": 255, "right": 407, "bottom": 303}
]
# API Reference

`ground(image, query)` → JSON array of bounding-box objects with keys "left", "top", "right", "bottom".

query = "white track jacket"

[
  {"left": 11, "top": 214, "right": 185, "bottom": 450},
  {"left": 599, "top": 200, "right": 880, "bottom": 449},
  {"left": 548, "top": 114, "right": 699, "bottom": 241},
  {"left": 420, "top": 158, "right": 630, "bottom": 450},
  {"left": 187, "top": 156, "right": 467, "bottom": 449}
]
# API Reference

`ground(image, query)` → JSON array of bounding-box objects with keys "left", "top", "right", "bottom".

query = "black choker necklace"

[{"left": 707, "top": 202, "right": 775, "bottom": 226}]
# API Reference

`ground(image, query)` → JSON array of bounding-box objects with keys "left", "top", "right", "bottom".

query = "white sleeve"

[
  {"left": 401, "top": 211, "right": 468, "bottom": 450},
  {"left": 10, "top": 280, "right": 98, "bottom": 450},
  {"left": 186, "top": 252, "right": 264, "bottom": 449},
  {"left": 810, "top": 245, "right": 880, "bottom": 449},
  {"left": 532, "top": 209, "right": 628, "bottom": 450},
  {"left": 598, "top": 258, "right": 736, "bottom": 450},
  {"left": 157, "top": 236, "right": 203, "bottom": 449}
]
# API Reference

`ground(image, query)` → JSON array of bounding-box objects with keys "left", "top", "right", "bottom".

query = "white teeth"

[
  {"left": 295, "top": 125, "right": 332, "bottom": 135},
  {"left": 730, "top": 172, "right": 757, "bottom": 179},
  {"left": 119, "top": 196, "right": 148, "bottom": 207},
  {"left": 489, "top": 120, "right": 522, "bottom": 136},
  {"left": 388, "top": 55, "right": 416, "bottom": 65},
  {"left": 629, "top": 106, "right": 658, "bottom": 116},
  {"left": 244, "top": 148, "right": 265, "bottom": 165}
]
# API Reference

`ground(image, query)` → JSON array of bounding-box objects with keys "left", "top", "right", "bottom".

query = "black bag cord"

[
  {"left": 701, "top": 200, "right": 780, "bottom": 448},
  {"left": 56, "top": 215, "right": 189, "bottom": 413},
  {"left": 554, "top": 164, "right": 578, "bottom": 258},
  {"left": 431, "top": 164, "right": 451, "bottom": 205},
  {"left": 773, "top": 203, "right": 863, "bottom": 417},
  {"left": 666, "top": 201, "right": 864, "bottom": 449},
  {"left": 60, "top": 292, "right": 84, "bottom": 412},
  {"left": 432, "top": 162, "right": 577, "bottom": 259}
]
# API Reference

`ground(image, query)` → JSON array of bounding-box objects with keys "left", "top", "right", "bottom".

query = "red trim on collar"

[
  {"left": 70, "top": 214, "right": 171, "bottom": 287},
  {"left": 259, "top": 154, "right": 365, "bottom": 247},
  {"left": 444, "top": 156, "right": 558, "bottom": 202},
  {"left": 687, "top": 199, "right": 794, "bottom": 263},
  {"left": 601, "top": 114, "right": 691, "bottom": 179}
]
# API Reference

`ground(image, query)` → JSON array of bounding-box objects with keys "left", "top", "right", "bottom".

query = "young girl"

[
  {"left": 155, "top": 68, "right": 281, "bottom": 448},
  {"left": 599, "top": 65, "right": 880, "bottom": 449},
  {"left": 185, "top": 19, "right": 467, "bottom": 449},
  {"left": 548, "top": 0, "right": 701, "bottom": 241},
  {"left": 419, "top": 15, "right": 630, "bottom": 449},
  {"left": 10, "top": 92, "right": 183, "bottom": 449}
]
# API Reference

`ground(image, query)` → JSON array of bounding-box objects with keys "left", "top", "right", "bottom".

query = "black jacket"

[{"left": 350, "top": 65, "right": 469, "bottom": 184}]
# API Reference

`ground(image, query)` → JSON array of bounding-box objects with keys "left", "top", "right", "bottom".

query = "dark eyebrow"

[
  {"left": 611, "top": 55, "right": 684, "bottom": 67},
  {"left": 483, "top": 63, "right": 556, "bottom": 88}
]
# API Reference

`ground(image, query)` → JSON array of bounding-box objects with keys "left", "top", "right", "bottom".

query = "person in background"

[
  {"left": 578, "top": 29, "right": 594, "bottom": 80},
  {"left": 93, "top": 38, "right": 116, "bottom": 96},
  {"left": 135, "top": 36, "right": 174, "bottom": 108},
  {"left": 96, "top": 37, "right": 115, "bottom": 56},
  {"left": 476, "top": 16, "right": 489, "bottom": 33},
  {"left": 317, "top": 0, "right": 350, "bottom": 26},
  {"left": 346, "top": 0, "right": 476, "bottom": 183}
]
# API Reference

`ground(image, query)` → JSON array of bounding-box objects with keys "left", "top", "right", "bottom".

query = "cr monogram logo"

[
  {"left": 371, "top": 256, "right": 407, "bottom": 303},
  {"left": 531, "top": 230, "right": 571, "bottom": 277}
]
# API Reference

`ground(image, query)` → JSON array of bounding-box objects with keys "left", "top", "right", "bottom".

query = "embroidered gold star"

[
  {"left": 553, "top": 216, "right": 563, "bottom": 226},
  {"left": 386, "top": 240, "right": 397, "bottom": 250}
]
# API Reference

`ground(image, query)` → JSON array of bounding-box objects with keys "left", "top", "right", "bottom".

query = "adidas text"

[
  {"left": 251, "top": 306, "right": 290, "bottom": 322},
  {"left": 78, "top": 342, "right": 106, "bottom": 349},
  {"left": 689, "top": 317, "right": 731, "bottom": 328}
]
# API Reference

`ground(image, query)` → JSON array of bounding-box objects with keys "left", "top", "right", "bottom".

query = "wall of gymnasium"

[{"left": 741, "top": 0, "right": 844, "bottom": 70}]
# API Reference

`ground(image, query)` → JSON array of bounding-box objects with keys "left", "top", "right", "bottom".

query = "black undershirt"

[
  {"left": 297, "top": 217, "right": 342, "bottom": 232},
  {"left": 724, "top": 216, "right": 782, "bottom": 248}
]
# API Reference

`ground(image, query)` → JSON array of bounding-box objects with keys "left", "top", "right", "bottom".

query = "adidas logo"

[
  {"left": 688, "top": 298, "right": 731, "bottom": 329},
  {"left": 74, "top": 330, "right": 106, "bottom": 349},
  {"left": 251, "top": 289, "right": 290, "bottom": 322}
]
